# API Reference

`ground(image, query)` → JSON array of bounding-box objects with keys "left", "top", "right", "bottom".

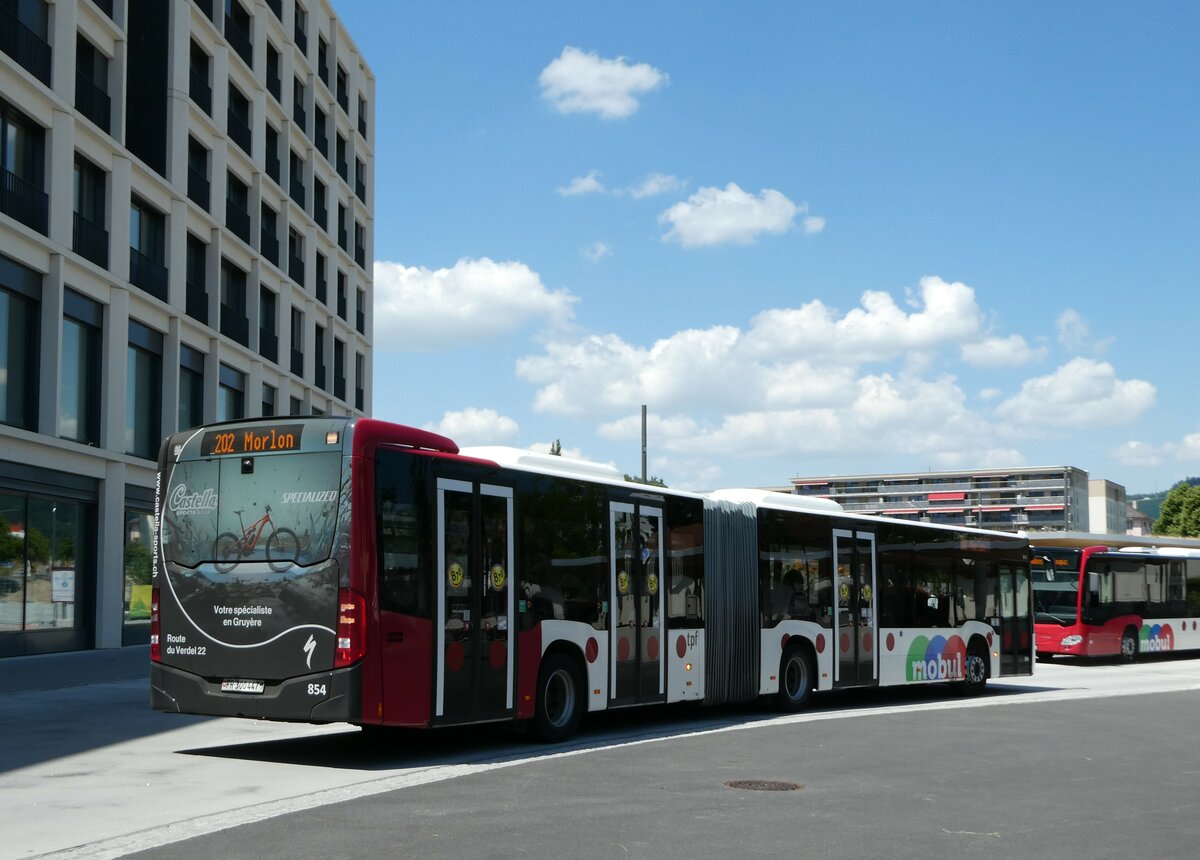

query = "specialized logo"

[
  {"left": 906, "top": 634, "right": 967, "bottom": 682},
  {"left": 303, "top": 633, "right": 316, "bottom": 669},
  {"left": 1140, "top": 623, "right": 1174, "bottom": 653}
]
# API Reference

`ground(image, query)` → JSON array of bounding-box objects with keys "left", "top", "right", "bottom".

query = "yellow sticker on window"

[
  {"left": 490, "top": 564, "right": 506, "bottom": 590},
  {"left": 448, "top": 562, "right": 464, "bottom": 589}
]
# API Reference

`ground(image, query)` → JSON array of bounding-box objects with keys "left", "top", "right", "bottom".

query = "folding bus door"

[{"left": 833, "top": 530, "right": 877, "bottom": 688}]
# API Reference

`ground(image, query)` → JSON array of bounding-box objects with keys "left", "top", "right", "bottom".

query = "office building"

[{"left": 0, "top": 0, "right": 375, "bottom": 657}]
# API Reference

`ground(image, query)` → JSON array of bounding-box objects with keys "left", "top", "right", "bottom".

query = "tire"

[
  {"left": 213, "top": 533, "right": 240, "bottom": 573},
  {"left": 266, "top": 528, "right": 300, "bottom": 571},
  {"left": 1120, "top": 628, "right": 1139, "bottom": 663},
  {"left": 957, "top": 647, "right": 989, "bottom": 696},
  {"left": 531, "top": 652, "right": 584, "bottom": 743},
  {"left": 776, "top": 644, "right": 816, "bottom": 712}
]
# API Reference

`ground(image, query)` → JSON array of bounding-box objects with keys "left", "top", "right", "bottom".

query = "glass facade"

[
  {"left": 60, "top": 290, "right": 102, "bottom": 443},
  {"left": 125, "top": 320, "right": 162, "bottom": 459},
  {"left": 0, "top": 493, "right": 87, "bottom": 635}
]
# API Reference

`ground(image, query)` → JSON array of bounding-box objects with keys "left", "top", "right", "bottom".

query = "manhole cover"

[{"left": 724, "top": 779, "right": 804, "bottom": 792}]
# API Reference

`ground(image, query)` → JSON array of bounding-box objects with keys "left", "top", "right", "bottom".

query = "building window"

[
  {"left": 315, "top": 251, "right": 327, "bottom": 303},
  {"left": 0, "top": 254, "right": 41, "bottom": 431},
  {"left": 129, "top": 197, "right": 167, "bottom": 301},
  {"left": 355, "top": 352, "right": 364, "bottom": 411},
  {"left": 260, "top": 202, "right": 279, "bottom": 266},
  {"left": 354, "top": 157, "right": 366, "bottom": 203},
  {"left": 60, "top": 289, "right": 102, "bottom": 444},
  {"left": 289, "top": 149, "right": 305, "bottom": 208},
  {"left": 336, "top": 64, "right": 348, "bottom": 112},
  {"left": 73, "top": 155, "right": 108, "bottom": 268},
  {"left": 0, "top": 493, "right": 89, "bottom": 635},
  {"left": 314, "top": 104, "right": 328, "bottom": 158},
  {"left": 124, "top": 508, "right": 154, "bottom": 634},
  {"left": 217, "top": 363, "right": 245, "bottom": 421},
  {"left": 337, "top": 202, "right": 347, "bottom": 250},
  {"left": 335, "top": 132, "right": 348, "bottom": 181},
  {"left": 317, "top": 36, "right": 329, "bottom": 84},
  {"left": 293, "top": 77, "right": 307, "bottom": 134},
  {"left": 261, "top": 382, "right": 276, "bottom": 417},
  {"left": 289, "top": 395, "right": 302, "bottom": 416},
  {"left": 313, "top": 176, "right": 327, "bottom": 230},
  {"left": 186, "top": 136, "right": 210, "bottom": 211},
  {"left": 126, "top": 320, "right": 163, "bottom": 459},
  {"left": 288, "top": 228, "right": 304, "bottom": 286},
  {"left": 266, "top": 41, "right": 281, "bottom": 103},
  {"left": 290, "top": 307, "right": 304, "bottom": 376},
  {"left": 333, "top": 337, "right": 345, "bottom": 401},
  {"left": 357, "top": 94, "right": 368, "bottom": 138},
  {"left": 356, "top": 287, "right": 365, "bottom": 334},
  {"left": 354, "top": 220, "right": 365, "bottom": 269},
  {"left": 1, "top": 0, "right": 51, "bottom": 85},
  {"left": 336, "top": 270, "right": 347, "bottom": 319},
  {"left": 294, "top": 3, "right": 308, "bottom": 53},
  {"left": 227, "top": 83, "right": 252, "bottom": 155},
  {"left": 0, "top": 100, "right": 48, "bottom": 235},
  {"left": 178, "top": 343, "right": 205, "bottom": 431},
  {"left": 75, "top": 36, "right": 111, "bottom": 133},
  {"left": 224, "top": 0, "right": 254, "bottom": 69},
  {"left": 259, "top": 286, "right": 277, "bottom": 363},
  {"left": 314, "top": 322, "right": 326, "bottom": 390},
  {"left": 225, "top": 170, "right": 251, "bottom": 244},
  {"left": 185, "top": 233, "right": 208, "bottom": 324},
  {"left": 219, "top": 258, "right": 249, "bottom": 346},
  {"left": 189, "top": 40, "right": 212, "bottom": 115},
  {"left": 265, "top": 123, "right": 281, "bottom": 185}
]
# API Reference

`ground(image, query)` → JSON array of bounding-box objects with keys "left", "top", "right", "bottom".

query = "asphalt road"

[{"left": 5, "top": 656, "right": 1200, "bottom": 859}]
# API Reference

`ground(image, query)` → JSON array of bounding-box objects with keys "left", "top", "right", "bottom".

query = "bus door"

[
  {"left": 833, "top": 530, "right": 877, "bottom": 688},
  {"left": 610, "top": 502, "right": 665, "bottom": 706},
  {"left": 997, "top": 563, "right": 1033, "bottom": 675},
  {"left": 435, "top": 478, "right": 515, "bottom": 725}
]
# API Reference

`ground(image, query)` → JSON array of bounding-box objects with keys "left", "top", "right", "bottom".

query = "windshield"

[
  {"left": 1032, "top": 569, "right": 1078, "bottom": 626},
  {"left": 162, "top": 452, "right": 342, "bottom": 568}
]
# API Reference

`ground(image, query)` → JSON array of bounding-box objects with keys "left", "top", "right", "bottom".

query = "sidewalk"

[{"left": 0, "top": 644, "right": 150, "bottom": 694}]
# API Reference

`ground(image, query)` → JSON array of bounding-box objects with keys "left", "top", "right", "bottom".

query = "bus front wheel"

[
  {"left": 1120, "top": 628, "right": 1139, "bottom": 663},
  {"left": 532, "top": 652, "right": 584, "bottom": 743},
  {"left": 776, "top": 644, "right": 815, "bottom": 712},
  {"left": 957, "top": 646, "right": 988, "bottom": 696}
]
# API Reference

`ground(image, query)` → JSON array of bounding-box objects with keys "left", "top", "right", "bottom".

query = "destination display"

[{"left": 200, "top": 425, "right": 303, "bottom": 456}]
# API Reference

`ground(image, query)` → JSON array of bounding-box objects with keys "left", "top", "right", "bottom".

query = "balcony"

[
  {"left": 189, "top": 68, "right": 212, "bottom": 115},
  {"left": 185, "top": 283, "right": 208, "bottom": 325},
  {"left": 72, "top": 212, "right": 109, "bottom": 269},
  {"left": 290, "top": 348, "right": 303, "bottom": 377},
  {"left": 225, "top": 20, "right": 253, "bottom": 70},
  {"left": 259, "top": 328, "right": 278, "bottom": 363},
  {"left": 288, "top": 252, "right": 305, "bottom": 286},
  {"left": 260, "top": 229, "right": 279, "bottom": 266},
  {"left": 228, "top": 114, "right": 252, "bottom": 156},
  {"left": 1, "top": 6, "right": 52, "bottom": 86},
  {"left": 220, "top": 305, "right": 249, "bottom": 346},
  {"left": 75, "top": 72, "right": 111, "bottom": 134},
  {"left": 225, "top": 203, "right": 251, "bottom": 244},
  {"left": 1, "top": 167, "right": 49, "bottom": 235},
  {"left": 129, "top": 248, "right": 168, "bottom": 302},
  {"left": 289, "top": 175, "right": 305, "bottom": 208},
  {"left": 187, "top": 168, "right": 210, "bottom": 211}
]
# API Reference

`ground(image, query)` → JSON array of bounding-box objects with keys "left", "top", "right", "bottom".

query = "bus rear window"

[{"left": 162, "top": 452, "right": 342, "bottom": 568}]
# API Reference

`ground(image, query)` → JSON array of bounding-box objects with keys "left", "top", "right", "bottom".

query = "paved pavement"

[{"left": 0, "top": 645, "right": 149, "bottom": 694}]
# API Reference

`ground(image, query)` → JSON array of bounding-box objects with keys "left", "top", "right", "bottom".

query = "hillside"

[{"left": 1129, "top": 476, "right": 1200, "bottom": 522}]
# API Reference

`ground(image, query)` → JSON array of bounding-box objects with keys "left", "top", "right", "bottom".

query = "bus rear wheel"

[
  {"left": 532, "top": 653, "right": 584, "bottom": 743},
  {"left": 1120, "top": 628, "right": 1139, "bottom": 663},
  {"left": 776, "top": 644, "right": 815, "bottom": 712}
]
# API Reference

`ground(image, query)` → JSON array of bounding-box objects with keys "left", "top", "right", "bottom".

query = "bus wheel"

[
  {"left": 213, "top": 533, "right": 240, "bottom": 573},
  {"left": 532, "top": 653, "right": 584, "bottom": 743},
  {"left": 958, "top": 647, "right": 988, "bottom": 696},
  {"left": 1120, "top": 628, "right": 1139, "bottom": 663},
  {"left": 776, "top": 645, "right": 815, "bottom": 712}
]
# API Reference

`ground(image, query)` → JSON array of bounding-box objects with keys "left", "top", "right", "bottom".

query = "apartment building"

[
  {"left": 789, "top": 466, "right": 1091, "bottom": 533},
  {"left": 0, "top": 0, "right": 374, "bottom": 657}
]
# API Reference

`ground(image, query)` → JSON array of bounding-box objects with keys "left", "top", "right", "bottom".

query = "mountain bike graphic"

[{"left": 213, "top": 506, "right": 299, "bottom": 573}]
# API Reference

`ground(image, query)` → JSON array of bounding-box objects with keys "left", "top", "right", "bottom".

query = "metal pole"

[{"left": 641, "top": 404, "right": 647, "bottom": 481}]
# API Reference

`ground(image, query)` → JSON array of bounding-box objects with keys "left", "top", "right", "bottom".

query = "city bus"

[
  {"left": 1032, "top": 545, "right": 1200, "bottom": 660},
  {"left": 150, "top": 416, "right": 1034, "bottom": 741}
]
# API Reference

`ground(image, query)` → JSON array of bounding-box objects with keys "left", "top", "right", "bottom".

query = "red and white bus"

[
  {"left": 1032, "top": 545, "right": 1200, "bottom": 660},
  {"left": 151, "top": 416, "right": 1033, "bottom": 741}
]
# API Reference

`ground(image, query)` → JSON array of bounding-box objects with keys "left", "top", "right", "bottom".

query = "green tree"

[
  {"left": 125, "top": 541, "right": 153, "bottom": 585},
  {"left": 624, "top": 474, "right": 668, "bottom": 488},
  {"left": 1154, "top": 482, "right": 1200, "bottom": 537},
  {"left": 549, "top": 439, "right": 562, "bottom": 456}
]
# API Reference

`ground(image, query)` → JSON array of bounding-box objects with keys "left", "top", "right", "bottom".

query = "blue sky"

[{"left": 334, "top": 1, "right": 1199, "bottom": 494}]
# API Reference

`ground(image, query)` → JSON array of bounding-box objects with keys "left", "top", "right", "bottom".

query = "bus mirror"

[{"left": 1041, "top": 557, "right": 1055, "bottom": 581}]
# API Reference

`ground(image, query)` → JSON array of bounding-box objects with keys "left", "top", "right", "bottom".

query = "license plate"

[{"left": 220, "top": 679, "right": 265, "bottom": 694}]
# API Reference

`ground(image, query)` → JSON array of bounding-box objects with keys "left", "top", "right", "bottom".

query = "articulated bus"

[
  {"left": 150, "top": 416, "right": 1033, "bottom": 741},
  {"left": 1032, "top": 546, "right": 1200, "bottom": 661}
]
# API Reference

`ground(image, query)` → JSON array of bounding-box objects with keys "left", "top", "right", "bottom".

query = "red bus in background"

[{"left": 1032, "top": 545, "right": 1200, "bottom": 660}]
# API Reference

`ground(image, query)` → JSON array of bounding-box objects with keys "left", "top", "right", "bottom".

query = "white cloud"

[
  {"left": 659, "top": 183, "right": 806, "bottom": 247},
  {"left": 373, "top": 258, "right": 576, "bottom": 350},
  {"left": 558, "top": 170, "right": 605, "bottom": 196},
  {"left": 802, "top": 216, "right": 826, "bottom": 234},
  {"left": 425, "top": 408, "right": 520, "bottom": 445},
  {"left": 1111, "top": 440, "right": 1165, "bottom": 467},
  {"left": 584, "top": 242, "right": 612, "bottom": 262},
  {"left": 961, "top": 334, "right": 1048, "bottom": 367},
  {"left": 626, "top": 173, "right": 686, "bottom": 199},
  {"left": 1056, "top": 308, "right": 1113, "bottom": 355},
  {"left": 1179, "top": 432, "right": 1200, "bottom": 460},
  {"left": 539, "top": 47, "right": 667, "bottom": 119},
  {"left": 996, "top": 358, "right": 1156, "bottom": 427}
]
